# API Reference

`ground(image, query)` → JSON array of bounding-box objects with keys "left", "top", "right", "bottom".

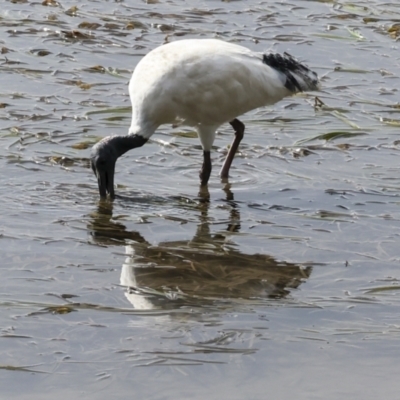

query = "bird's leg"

[
  {"left": 199, "top": 150, "right": 212, "bottom": 186},
  {"left": 219, "top": 118, "right": 245, "bottom": 179}
]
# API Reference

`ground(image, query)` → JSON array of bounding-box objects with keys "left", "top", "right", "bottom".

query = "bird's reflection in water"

[{"left": 88, "top": 186, "right": 312, "bottom": 310}]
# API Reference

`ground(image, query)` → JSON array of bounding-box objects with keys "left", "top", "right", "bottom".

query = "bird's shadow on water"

[{"left": 87, "top": 185, "right": 313, "bottom": 310}]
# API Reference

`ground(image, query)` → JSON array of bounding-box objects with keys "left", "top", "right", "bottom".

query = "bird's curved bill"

[{"left": 96, "top": 168, "right": 115, "bottom": 199}]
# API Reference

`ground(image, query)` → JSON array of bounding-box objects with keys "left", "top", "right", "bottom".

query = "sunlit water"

[{"left": 1, "top": 0, "right": 400, "bottom": 399}]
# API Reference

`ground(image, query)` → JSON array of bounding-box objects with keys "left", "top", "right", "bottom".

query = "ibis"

[{"left": 90, "top": 38, "right": 319, "bottom": 198}]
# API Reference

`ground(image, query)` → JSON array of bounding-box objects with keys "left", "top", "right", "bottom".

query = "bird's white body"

[
  {"left": 91, "top": 38, "right": 319, "bottom": 198},
  {"left": 129, "top": 39, "right": 296, "bottom": 150}
]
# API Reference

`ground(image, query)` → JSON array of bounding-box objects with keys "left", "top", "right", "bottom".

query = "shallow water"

[{"left": 1, "top": 0, "right": 400, "bottom": 398}]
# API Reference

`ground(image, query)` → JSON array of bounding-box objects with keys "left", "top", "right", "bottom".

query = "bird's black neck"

[{"left": 112, "top": 134, "right": 148, "bottom": 157}]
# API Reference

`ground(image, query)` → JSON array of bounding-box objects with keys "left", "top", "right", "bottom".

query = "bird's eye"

[{"left": 96, "top": 158, "right": 107, "bottom": 167}]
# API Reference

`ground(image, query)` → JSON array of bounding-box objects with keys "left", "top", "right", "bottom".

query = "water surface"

[{"left": 1, "top": 0, "right": 400, "bottom": 399}]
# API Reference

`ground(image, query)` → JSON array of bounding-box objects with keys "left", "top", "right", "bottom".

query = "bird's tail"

[{"left": 263, "top": 52, "right": 320, "bottom": 93}]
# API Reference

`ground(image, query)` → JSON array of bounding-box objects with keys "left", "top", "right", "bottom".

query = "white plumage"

[{"left": 91, "top": 38, "right": 319, "bottom": 198}]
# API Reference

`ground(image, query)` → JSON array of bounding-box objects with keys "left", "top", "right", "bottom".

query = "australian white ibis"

[{"left": 91, "top": 38, "right": 319, "bottom": 198}]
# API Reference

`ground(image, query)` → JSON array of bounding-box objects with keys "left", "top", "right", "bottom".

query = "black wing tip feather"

[{"left": 262, "top": 52, "right": 319, "bottom": 93}]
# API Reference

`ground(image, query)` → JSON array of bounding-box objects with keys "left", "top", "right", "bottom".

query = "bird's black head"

[
  {"left": 91, "top": 137, "right": 119, "bottom": 198},
  {"left": 90, "top": 134, "right": 148, "bottom": 198}
]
